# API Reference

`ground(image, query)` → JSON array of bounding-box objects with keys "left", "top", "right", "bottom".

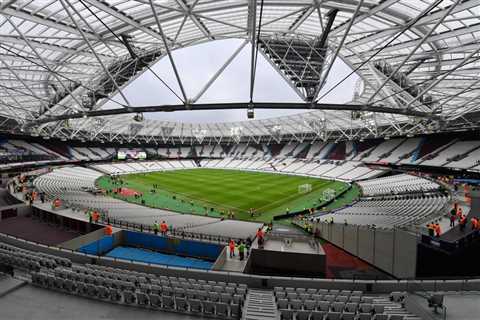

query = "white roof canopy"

[{"left": 1, "top": 0, "right": 480, "bottom": 143}]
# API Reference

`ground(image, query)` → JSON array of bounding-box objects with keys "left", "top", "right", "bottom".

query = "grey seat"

[
  {"left": 174, "top": 287, "right": 186, "bottom": 298},
  {"left": 53, "top": 277, "right": 63, "bottom": 289},
  {"left": 123, "top": 291, "right": 136, "bottom": 304},
  {"left": 319, "top": 301, "right": 330, "bottom": 311},
  {"left": 215, "top": 302, "right": 229, "bottom": 317},
  {"left": 300, "top": 293, "right": 311, "bottom": 302},
  {"left": 362, "top": 297, "right": 374, "bottom": 304},
  {"left": 389, "top": 315, "right": 405, "bottom": 320},
  {"left": 312, "top": 294, "right": 323, "bottom": 301},
  {"left": 332, "top": 302, "right": 345, "bottom": 312},
  {"left": 210, "top": 291, "right": 220, "bottom": 302},
  {"left": 76, "top": 282, "right": 87, "bottom": 295},
  {"left": 162, "top": 296, "right": 175, "bottom": 309},
  {"left": 390, "top": 292, "right": 405, "bottom": 303},
  {"left": 189, "top": 299, "right": 203, "bottom": 312},
  {"left": 326, "top": 312, "right": 341, "bottom": 320},
  {"left": 64, "top": 279, "right": 76, "bottom": 292},
  {"left": 233, "top": 294, "right": 244, "bottom": 305},
  {"left": 358, "top": 313, "right": 373, "bottom": 320},
  {"left": 373, "top": 305, "right": 385, "bottom": 314},
  {"left": 203, "top": 301, "right": 215, "bottom": 315},
  {"left": 221, "top": 293, "right": 232, "bottom": 304},
  {"left": 149, "top": 294, "right": 161, "bottom": 308},
  {"left": 359, "top": 303, "right": 373, "bottom": 313},
  {"left": 231, "top": 303, "right": 241, "bottom": 318},
  {"left": 345, "top": 302, "right": 358, "bottom": 313},
  {"left": 98, "top": 286, "right": 109, "bottom": 299},
  {"left": 278, "top": 298, "right": 289, "bottom": 309},
  {"left": 176, "top": 297, "right": 188, "bottom": 311},
  {"left": 341, "top": 312, "right": 355, "bottom": 320},
  {"left": 304, "top": 299, "right": 317, "bottom": 311},
  {"left": 373, "top": 315, "right": 388, "bottom": 320},
  {"left": 280, "top": 309, "right": 294, "bottom": 320},
  {"left": 86, "top": 284, "right": 98, "bottom": 297},
  {"left": 137, "top": 292, "right": 149, "bottom": 306},
  {"left": 311, "top": 311, "right": 326, "bottom": 320},
  {"left": 291, "top": 299, "right": 302, "bottom": 310},
  {"left": 287, "top": 292, "right": 298, "bottom": 301},
  {"left": 162, "top": 286, "right": 173, "bottom": 296},
  {"left": 109, "top": 288, "right": 121, "bottom": 301},
  {"left": 297, "top": 310, "right": 311, "bottom": 320}
]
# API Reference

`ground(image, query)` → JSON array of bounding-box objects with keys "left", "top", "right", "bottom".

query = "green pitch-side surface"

[{"left": 97, "top": 168, "right": 350, "bottom": 223}]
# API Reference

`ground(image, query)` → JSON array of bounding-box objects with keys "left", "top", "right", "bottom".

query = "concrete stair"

[{"left": 242, "top": 289, "right": 279, "bottom": 320}]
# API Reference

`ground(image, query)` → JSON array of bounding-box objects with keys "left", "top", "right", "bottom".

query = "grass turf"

[{"left": 97, "top": 168, "right": 350, "bottom": 223}]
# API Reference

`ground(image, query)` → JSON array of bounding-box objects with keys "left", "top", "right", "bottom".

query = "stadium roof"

[{"left": 1, "top": 0, "right": 480, "bottom": 143}]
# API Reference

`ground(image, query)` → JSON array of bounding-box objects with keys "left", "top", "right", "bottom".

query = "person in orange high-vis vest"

[
  {"left": 104, "top": 224, "right": 113, "bottom": 236},
  {"left": 434, "top": 223, "right": 442, "bottom": 237},
  {"left": 53, "top": 198, "right": 61, "bottom": 208},
  {"left": 160, "top": 221, "right": 168, "bottom": 236},
  {"left": 471, "top": 217, "right": 478, "bottom": 230},
  {"left": 228, "top": 239, "right": 235, "bottom": 258},
  {"left": 92, "top": 211, "right": 100, "bottom": 223}
]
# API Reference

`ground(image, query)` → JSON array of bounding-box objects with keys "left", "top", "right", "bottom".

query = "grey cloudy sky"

[{"left": 103, "top": 39, "right": 358, "bottom": 123}]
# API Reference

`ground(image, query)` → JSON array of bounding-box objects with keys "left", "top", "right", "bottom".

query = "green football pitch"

[{"left": 97, "top": 168, "right": 350, "bottom": 223}]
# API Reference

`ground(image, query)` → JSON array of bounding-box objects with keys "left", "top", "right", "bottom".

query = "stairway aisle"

[{"left": 242, "top": 289, "right": 279, "bottom": 320}]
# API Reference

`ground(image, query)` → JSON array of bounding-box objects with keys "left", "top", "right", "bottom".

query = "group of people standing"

[
  {"left": 153, "top": 220, "right": 169, "bottom": 236},
  {"left": 228, "top": 227, "right": 265, "bottom": 261}
]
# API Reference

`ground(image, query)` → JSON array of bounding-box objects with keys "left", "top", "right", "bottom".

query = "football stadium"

[{"left": 1, "top": 0, "right": 480, "bottom": 319}]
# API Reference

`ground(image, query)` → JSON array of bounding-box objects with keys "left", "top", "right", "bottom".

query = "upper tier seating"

[
  {"left": 382, "top": 138, "right": 421, "bottom": 164},
  {"left": 361, "top": 139, "right": 405, "bottom": 162},
  {"left": 357, "top": 174, "right": 439, "bottom": 196},
  {"left": 91, "top": 160, "right": 196, "bottom": 175},
  {"left": 314, "top": 193, "right": 448, "bottom": 228},
  {"left": 199, "top": 158, "right": 384, "bottom": 182},
  {"left": 418, "top": 140, "right": 480, "bottom": 167}
]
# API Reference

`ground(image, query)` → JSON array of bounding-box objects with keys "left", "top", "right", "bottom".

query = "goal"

[
  {"left": 322, "top": 188, "right": 336, "bottom": 202},
  {"left": 298, "top": 184, "right": 312, "bottom": 194}
]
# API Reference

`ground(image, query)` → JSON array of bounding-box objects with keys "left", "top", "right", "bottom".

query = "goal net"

[
  {"left": 322, "top": 188, "right": 336, "bottom": 202},
  {"left": 298, "top": 184, "right": 312, "bottom": 194}
]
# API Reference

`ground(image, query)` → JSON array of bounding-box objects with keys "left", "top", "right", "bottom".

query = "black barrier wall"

[{"left": 315, "top": 222, "right": 418, "bottom": 279}]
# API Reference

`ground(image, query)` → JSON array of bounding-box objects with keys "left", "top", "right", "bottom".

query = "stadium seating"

[
  {"left": 200, "top": 158, "right": 383, "bottom": 182},
  {"left": 32, "top": 166, "right": 261, "bottom": 240},
  {"left": 314, "top": 193, "right": 448, "bottom": 228},
  {"left": 357, "top": 174, "right": 440, "bottom": 196},
  {"left": 274, "top": 286, "right": 419, "bottom": 320}
]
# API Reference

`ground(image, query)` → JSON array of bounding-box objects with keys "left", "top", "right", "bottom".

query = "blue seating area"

[
  {"left": 124, "top": 231, "right": 223, "bottom": 260},
  {"left": 78, "top": 236, "right": 114, "bottom": 255},
  {"left": 105, "top": 246, "right": 213, "bottom": 270}
]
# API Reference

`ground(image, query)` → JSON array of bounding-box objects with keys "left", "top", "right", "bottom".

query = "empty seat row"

[
  {"left": 32, "top": 272, "right": 241, "bottom": 318},
  {"left": 0, "top": 243, "right": 71, "bottom": 268},
  {"left": 278, "top": 299, "right": 384, "bottom": 314},
  {"left": 276, "top": 292, "right": 366, "bottom": 303},
  {"left": 280, "top": 309, "right": 406, "bottom": 320}
]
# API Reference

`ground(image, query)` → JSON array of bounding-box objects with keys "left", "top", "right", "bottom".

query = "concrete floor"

[
  {"left": 409, "top": 292, "right": 480, "bottom": 320},
  {"left": 0, "top": 283, "right": 202, "bottom": 320}
]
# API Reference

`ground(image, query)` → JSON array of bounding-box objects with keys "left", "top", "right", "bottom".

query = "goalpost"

[
  {"left": 298, "top": 183, "right": 312, "bottom": 194},
  {"left": 322, "top": 188, "right": 336, "bottom": 202}
]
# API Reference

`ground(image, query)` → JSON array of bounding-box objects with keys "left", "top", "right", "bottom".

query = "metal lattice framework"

[{"left": 1, "top": 0, "right": 480, "bottom": 144}]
